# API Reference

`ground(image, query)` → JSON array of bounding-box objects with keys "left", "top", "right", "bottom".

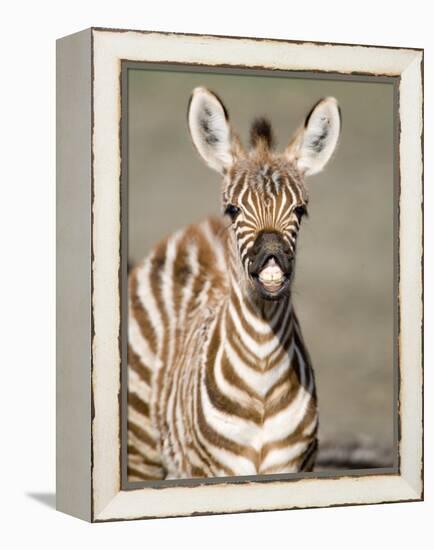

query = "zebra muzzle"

[{"left": 248, "top": 232, "right": 293, "bottom": 299}]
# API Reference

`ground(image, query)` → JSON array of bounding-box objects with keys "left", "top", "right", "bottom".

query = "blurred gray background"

[{"left": 127, "top": 67, "right": 395, "bottom": 469}]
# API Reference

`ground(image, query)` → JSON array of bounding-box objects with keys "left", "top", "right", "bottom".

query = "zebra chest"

[
  {"left": 196, "top": 342, "right": 315, "bottom": 471},
  {"left": 158, "top": 310, "right": 317, "bottom": 477},
  {"left": 196, "top": 365, "right": 316, "bottom": 477}
]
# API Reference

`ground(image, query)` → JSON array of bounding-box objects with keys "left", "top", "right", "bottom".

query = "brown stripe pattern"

[{"left": 128, "top": 210, "right": 317, "bottom": 480}]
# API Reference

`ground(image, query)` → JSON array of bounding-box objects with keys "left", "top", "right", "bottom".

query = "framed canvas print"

[{"left": 56, "top": 27, "right": 423, "bottom": 522}]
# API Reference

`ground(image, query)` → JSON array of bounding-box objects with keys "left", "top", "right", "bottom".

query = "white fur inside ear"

[
  {"left": 188, "top": 87, "right": 233, "bottom": 174},
  {"left": 295, "top": 97, "right": 341, "bottom": 176}
]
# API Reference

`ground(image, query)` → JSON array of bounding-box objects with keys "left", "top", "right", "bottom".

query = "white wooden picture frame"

[{"left": 56, "top": 27, "right": 423, "bottom": 522}]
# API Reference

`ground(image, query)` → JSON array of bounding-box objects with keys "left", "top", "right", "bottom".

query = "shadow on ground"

[{"left": 27, "top": 492, "right": 56, "bottom": 510}]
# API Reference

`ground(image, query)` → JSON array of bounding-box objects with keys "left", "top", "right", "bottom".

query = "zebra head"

[{"left": 188, "top": 87, "right": 341, "bottom": 301}]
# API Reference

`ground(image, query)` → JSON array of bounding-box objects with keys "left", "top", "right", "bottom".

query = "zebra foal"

[{"left": 128, "top": 88, "right": 341, "bottom": 480}]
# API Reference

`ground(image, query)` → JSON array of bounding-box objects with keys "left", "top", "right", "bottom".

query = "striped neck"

[
  {"left": 228, "top": 272, "right": 291, "bottom": 324},
  {"left": 224, "top": 248, "right": 294, "bottom": 371}
]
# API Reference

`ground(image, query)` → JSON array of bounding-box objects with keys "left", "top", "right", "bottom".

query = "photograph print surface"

[{"left": 125, "top": 66, "right": 396, "bottom": 484}]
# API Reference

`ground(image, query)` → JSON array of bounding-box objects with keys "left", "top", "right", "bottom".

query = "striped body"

[{"left": 128, "top": 216, "right": 318, "bottom": 480}]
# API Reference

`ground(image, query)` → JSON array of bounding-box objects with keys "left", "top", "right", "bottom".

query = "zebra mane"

[{"left": 249, "top": 117, "right": 274, "bottom": 150}]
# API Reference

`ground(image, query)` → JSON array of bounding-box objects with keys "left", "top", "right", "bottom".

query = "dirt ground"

[{"left": 127, "top": 68, "right": 396, "bottom": 469}]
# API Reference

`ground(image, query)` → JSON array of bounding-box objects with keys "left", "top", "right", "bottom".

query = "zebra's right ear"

[{"left": 188, "top": 87, "right": 237, "bottom": 174}]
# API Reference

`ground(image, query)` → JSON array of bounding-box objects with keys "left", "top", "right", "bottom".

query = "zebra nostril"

[{"left": 282, "top": 244, "right": 292, "bottom": 257}]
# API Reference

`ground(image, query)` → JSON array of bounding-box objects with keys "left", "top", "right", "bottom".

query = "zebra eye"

[
  {"left": 294, "top": 205, "right": 307, "bottom": 222},
  {"left": 224, "top": 204, "right": 241, "bottom": 221}
]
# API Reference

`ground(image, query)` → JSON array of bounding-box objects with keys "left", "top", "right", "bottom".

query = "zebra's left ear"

[
  {"left": 188, "top": 87, "right": 240, "bottom": 174},
  {"left": 286, "top": 97, "right": 341, "bottom": 176}
]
